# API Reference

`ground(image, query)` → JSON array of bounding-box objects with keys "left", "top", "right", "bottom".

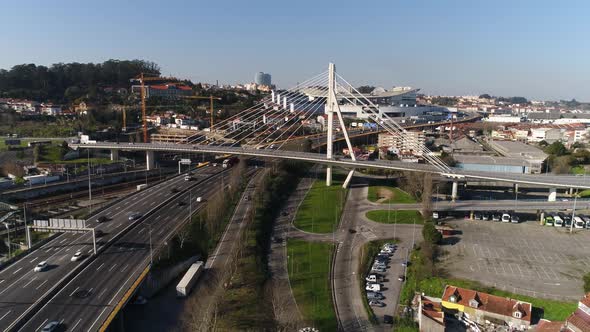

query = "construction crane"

[
  {"left": 136, "top": 73, "right": 179, "bottom": 142},
  {"left": 180, "top": 95, "right": 222, "bottom": 131}
]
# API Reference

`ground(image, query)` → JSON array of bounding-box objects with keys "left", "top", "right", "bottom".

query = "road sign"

[
  {"left": 34, "top": 218, "right": 86, "bottom": 229},
  {"left": 180, "top": 158, "right": 191, "bottom": 164}
]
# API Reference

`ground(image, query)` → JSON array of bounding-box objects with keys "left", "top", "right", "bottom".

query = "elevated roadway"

[
  {"left": 0, "top": 166, "right": 220, "bottom": 331},
  {"left": 17, "top": 166, "right": 245, "bottom": 332},
  {"left": 73, "top": 142, "right": 590, "bottom": 189},
  {"left": 374, "top": 199, "right": 590, "bottom": 212}
]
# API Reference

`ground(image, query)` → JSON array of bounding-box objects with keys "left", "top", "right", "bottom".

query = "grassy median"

[
  {"left": 293, "top": 172, "right": 346, "bottom": 233},
  {"left": 365, "top": 209, "right": 424, "bottom": 224},
  {"left": 287, "top": 239, "right": 336, "bottom": 331}
]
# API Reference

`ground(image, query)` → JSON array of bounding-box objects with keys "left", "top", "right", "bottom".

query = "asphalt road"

[
  {"left": 0, "top": 165, "right": 221, "bottom": 331},
  {"left": 391, "top": 199, "right": 590, "bottom": 212},
  {"left": 17, "top": 166, "right": 236, "bottom": 332}
]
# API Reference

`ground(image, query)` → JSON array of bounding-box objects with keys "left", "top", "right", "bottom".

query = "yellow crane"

[
  {"left": 180, "top": 95, "right": 222, "bottom": 131},
  {"left": 137, "top": 73, "right": 179, "bottom": 142}
]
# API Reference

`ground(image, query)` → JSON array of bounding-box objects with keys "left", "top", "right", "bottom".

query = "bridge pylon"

[{"left": 325, "top": 63, "right": 357, "bottom": 188}]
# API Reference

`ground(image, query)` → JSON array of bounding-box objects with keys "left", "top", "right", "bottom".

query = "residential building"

[
  {"left": 564, "top": 293, "right": 590, "bottom": 332},
  {"left": 441, "top": 285, "right": 532, "bottom": 330},
  {"left": 131, "top": 83, "right": 193, "bottom": 98},
  {"left": 414, "top": 295, "right": 445, "bottom": 332},
  {"left": 40, "top": 104, "right": 62, "bottom": 116},
  {"left": 7, "top": 99, "right": 38, "bottom": 113},
  {"left": 378, "top": 131, "right": 425, "bottom": 156},
  {"left": 485, "top": 115, "right": 524, "bottom": 123}
]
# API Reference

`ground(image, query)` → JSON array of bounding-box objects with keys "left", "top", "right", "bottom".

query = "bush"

[
  {"left": 422, "top": 222, "right": 442, "bottom": 245},
  {"left": 584, "top": 272, "right": 590, "bottom": 293}
]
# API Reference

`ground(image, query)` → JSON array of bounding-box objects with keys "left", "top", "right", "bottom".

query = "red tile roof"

[
  {"left": 567, "top": 309, "right": 590, "bottom": 332},
  {"left": 535, "top": 320, "right": 564, "bottom": 332},
  {"left": 441, "top": 286, "right": 532, "bottom": 323},
  {"left": 580, "top": 293, "right": 590, "bottom": 308}
]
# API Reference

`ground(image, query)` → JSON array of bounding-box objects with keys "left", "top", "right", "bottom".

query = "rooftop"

[
  {"left": 442, "top": 285, "right": 532, "bottom": 323},
  {"left": 454, "top": 154, "right": 542, "bottom": 167},
  {"left": 488, "top": 140, "right": 548, "bottom": 160}
]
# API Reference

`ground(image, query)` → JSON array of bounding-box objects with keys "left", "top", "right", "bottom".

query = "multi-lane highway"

[
  {"left": 0, "top": 165, "right": 221, "bottom": 331},
  {"left": 377, "top": 199, "right": 590, "bottom": 212},
  {"left": 17, "top": 166, "right": 242, "bottom": 332}
]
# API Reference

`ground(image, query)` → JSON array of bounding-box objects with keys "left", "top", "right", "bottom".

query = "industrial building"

[{"left": 454, "top": 140, "right": 547, "bottom": 174}]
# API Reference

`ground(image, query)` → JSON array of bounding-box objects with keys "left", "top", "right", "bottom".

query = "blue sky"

[{"left": 2, "top": 0, "right": 590, "bottom": 101}]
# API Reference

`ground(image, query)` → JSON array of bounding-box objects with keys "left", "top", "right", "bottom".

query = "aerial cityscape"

[{"left": 2, "top": 1, "right": 590, "bottom": 332}]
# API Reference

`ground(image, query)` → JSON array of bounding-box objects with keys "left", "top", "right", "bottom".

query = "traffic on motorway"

[
  {"left": 0, "top": 164, "right": 222, "bottom": 331},
  {"left": 17, "top": 165, "right": 250, "bottom": 332}
]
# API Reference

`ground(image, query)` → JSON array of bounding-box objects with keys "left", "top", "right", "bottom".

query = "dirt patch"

[{"left": 375, "top": 187, "right": 393, "bottom": 203}]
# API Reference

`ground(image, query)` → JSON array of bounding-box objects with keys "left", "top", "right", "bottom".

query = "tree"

[
  {"left": 422, "top": 174, "right": 433, "bottom": 216},
  {"left": 584, "top": 272, "right": 590, "bottom": 293},
  {"left": 422, "top": 222, "right": 442, "bottom": 245},
  {"left": 544, "top": 141, "right": 568, "bottom": 156},
  {"left": 357, "top": 86, "right": 375, "bottom": 94},
  {"left": 479, "top": 94, "right": 492, "bottom": 99}
]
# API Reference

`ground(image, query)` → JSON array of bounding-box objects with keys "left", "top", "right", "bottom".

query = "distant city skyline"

[{"left": 1, "top": 0, "right": 590, "bottom": 101}]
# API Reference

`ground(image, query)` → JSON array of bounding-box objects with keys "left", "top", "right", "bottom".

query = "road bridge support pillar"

[
  {"left": 110, "top": 149, "right": 119, "bottom": 161},
  {"left": 451, "top": 181, "right": 458, "bottom": 202},
  {"left": 540, "top": 211, "right": 545, "bottom": 225},
  {"left": 569, "top": 187, "right": 574, "bottom": 196},
  {"left": 514, "top": 183, "right": 519, "bottom": 193},
  {"left": 548, "top": 187, "right": 557, "bottom": 202},
  {"left": 146, "top": 151, "right": 155, "bottom": 170}
]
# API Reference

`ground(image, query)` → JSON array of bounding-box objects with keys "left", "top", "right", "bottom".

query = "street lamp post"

[
  {"left": 87, "top": 149, "right": 92, "bottom": 214},
  {"left": 570, "top": 189, "right": 578, "bottom": 234},
  {"left": 3, "top": 222, "right": 11, "bottom": 258}
]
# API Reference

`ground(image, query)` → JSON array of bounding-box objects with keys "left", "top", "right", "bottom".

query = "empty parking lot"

[{"left": 441, "top": 218, "right": 590, "bottom": 300}]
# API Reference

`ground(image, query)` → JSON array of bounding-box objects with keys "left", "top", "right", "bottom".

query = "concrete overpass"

[{"left": 72, "top": 142, "right": 590, "bottom": 196}]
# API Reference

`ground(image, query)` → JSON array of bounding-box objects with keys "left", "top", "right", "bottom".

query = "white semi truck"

[{"left": 176, "top": 261, "right": 204, "bottom": 297}]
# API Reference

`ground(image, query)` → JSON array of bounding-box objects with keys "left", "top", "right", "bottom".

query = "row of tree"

[{"left": 0, "top": 59, "right": 160, "bottom": 102}]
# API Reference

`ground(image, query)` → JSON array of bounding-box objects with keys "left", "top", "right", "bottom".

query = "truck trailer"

[{"left": 176, "top": 261, "right": 204, "bottom": 297}]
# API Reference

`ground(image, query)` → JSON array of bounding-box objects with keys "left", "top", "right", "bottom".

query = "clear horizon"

[{"left": 2, "top": 0, "right": 590, "bottom": 102}]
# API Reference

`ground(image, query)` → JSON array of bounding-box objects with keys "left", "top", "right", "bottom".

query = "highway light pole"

[
  {"left": 570, "top": 189, "right": 578, "bottom": 234},
  {"left": 87, "top": 149, "right": 92, "bottom": 214},
  {"left": 3, "top": 222, "right": 11, "bottom": 258}
]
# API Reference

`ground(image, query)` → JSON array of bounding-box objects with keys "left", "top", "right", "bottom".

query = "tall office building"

[{"left": 255, "top": 72, "right": 272, "bottom": 86}]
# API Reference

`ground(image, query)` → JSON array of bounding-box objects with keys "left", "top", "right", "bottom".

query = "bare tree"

[{"left": 422, "top": 173, "right": 433, "bottom": 217}]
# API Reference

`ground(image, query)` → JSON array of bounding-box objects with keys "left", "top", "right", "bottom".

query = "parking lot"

[
  {"left": 364, "top": 242, "right": 407, "bottom": 327},
  {"left": 441, "top": 217, "right": 590, "bottom": 300}
]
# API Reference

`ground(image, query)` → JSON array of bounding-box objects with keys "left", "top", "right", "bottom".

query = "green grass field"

[
  {"left": 365, "top": 209, "right": 424, "bottom": 224},
  {"left": 572, "top": 165, "right": 586, "bottom": 175},
  {"left": 287, "top": 239, "right": 336, "bottom": 331},
  {"left": 293, "top": 175, "right": 346, "bottom": 233},
  {"left": 367, "top": 186, "right": 416, "bottom": 204}
]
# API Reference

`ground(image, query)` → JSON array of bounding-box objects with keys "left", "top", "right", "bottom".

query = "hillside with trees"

[{"left": 0, "top": 59, "right": 160, "bottom": 102}]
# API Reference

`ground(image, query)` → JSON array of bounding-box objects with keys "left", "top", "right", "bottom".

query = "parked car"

[
  {"left": 384, "top": 315, "right": 394, "bottom": 325},
  {"left": 544, "top": 215, "right": 554, "bottom": 226},
  {"left": 398, "top": 275, "right": 406, "bottom": 281},
  {"left": 511, "top": 215, "right": 520, "bottom": 223},
  {"left": 482, "top": 212, "right": 490, "bottom": 221},
  {"left": 366, "top": 274, "right": 379, "bottom": 283},
  {"left": 401, "top": 261, "right": 409, "bottom": 267},
  {"left": 366, "top": 291, "right": 384, "bottom": 300},
  {"left": 574, "top": 216, "right": 586, "bottom": 228},
  {"left": 474, "top": 212, "right": 482, "bottom": 220},
  {"left": 366, "top": 283, "right": 381, "bottom": 292},
  {"left": 369, "top": 300, "right": 385, "bottom": 307},
  {"left": 492, "top": 213, "right": 501, "bottom": 221},
  {"left": 554, "top": 215, "right": 564, "bottom": 227},
  {"left": 34, "top": 261, "right": 48, "bottom": 272},
  {"left": 564, "top": 216, "right": 573, "bottom": 228},
  {"left": 371, "top": 267, "right": 386, "bottom": 273},
  {"left": 501, "top": 213, "right": 511, "bottom": 223}
]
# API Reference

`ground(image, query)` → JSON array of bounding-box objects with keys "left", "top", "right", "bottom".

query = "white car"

[
  {"left": 71, "top": 251, "right": 84, "bottom": 262},
  {"left": 366, "top": 274, "right": 378, "bottom": 283},
  {"left": 371, "top": 267, "right": 386, "bottom": 273},
  {"left": 366, "top": 283, "right": 381, "bottom": 292},
  {"left": 34, "top": 261, "right": 48, "bottom": 272}
]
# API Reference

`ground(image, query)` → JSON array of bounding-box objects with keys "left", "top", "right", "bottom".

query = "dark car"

[
  {"left": 171, "top": 187, "right": 180, "bottom": 194},
  {"left": 384, "top": 315, "right": 394, "bottom": 325},
  {"left": 482, "top": 212, "right": 490, "bottom": 221},
  {"left": 177, "top": 201, "right": 186, "bottom": 206},
  {"left": 96, "top": 216, "right": 109, "bottom": 223},
  {"left": 473, "top": 212, "right": 482, "bottom": 220}
]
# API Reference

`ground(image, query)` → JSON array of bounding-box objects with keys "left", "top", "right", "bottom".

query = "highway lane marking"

[
  {"left": 120, "top": 264, "right": 129, "bottom": 272},
  {"left": 109, "top": 264, "right": 118, "bottom": 272},
  {"left": 12, "top": 267, "right": 22, "bottom": 275},
  {"left": 87, "top": 249, "right": 93, "bottom": 254},
  {"left": 0, "top": 310, "right": 12, "bottom": 321},
  {"left": 22, "top": 277, "right": 37, "bottom": 288},
  {"left": 70, "top": 318, "right": 82, "bottom": 331},
  {"left": 36, "top": 279, "right": 48, "bottom": 290},
  {"left": 0, "top": 280, "right": 4, "bottom": 284},
  {"left": 138, "top": 228, "right": 145, "bottom": 234},
  {"left": 89, "top": 307, "right": 109, "bottom": 331},
  {"left": 97, "top": 288, "right": 107, "bottom": 299},
  {"left": 35, "top": 318, "right": 48, "bottom": 332},
  {"left": 69, "top": 286, "right": 80, "bottom": 297},
  {"left": 96, "top": 263, "right": 105, "bottom": 271},
  {"left": 30, "top": 257, "right": 38, "bottom": 263},
  {"left": 59, "top": 238, "right": 68, "bottom": 244}
]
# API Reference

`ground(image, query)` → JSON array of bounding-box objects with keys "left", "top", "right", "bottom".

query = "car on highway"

[
  {"left": 171, "top": 187, "right": 180, "bottom": 193},
  {"left": 96, "top": 215, "right": 109, "bottom": 223},
  {"left": 366, "top": 291, "right": 384, "bottom": 300},
  {"left": 71, "top": 251, "right": 84, "bottom": 262},
  {"left": 41, "top": 321, "right": 60, "bottom": 332},
  {"left": 34, "top": 261, "right": 48, "bottom": 272},
  {"left": 177, "top": 201, "right": 186, "bottom": 206},
  {"left": 128, "top": 212, "right": 142, "bottom": 221},
  {"left": 369, "top": 300, "right": 385, "bottom": 307}
]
